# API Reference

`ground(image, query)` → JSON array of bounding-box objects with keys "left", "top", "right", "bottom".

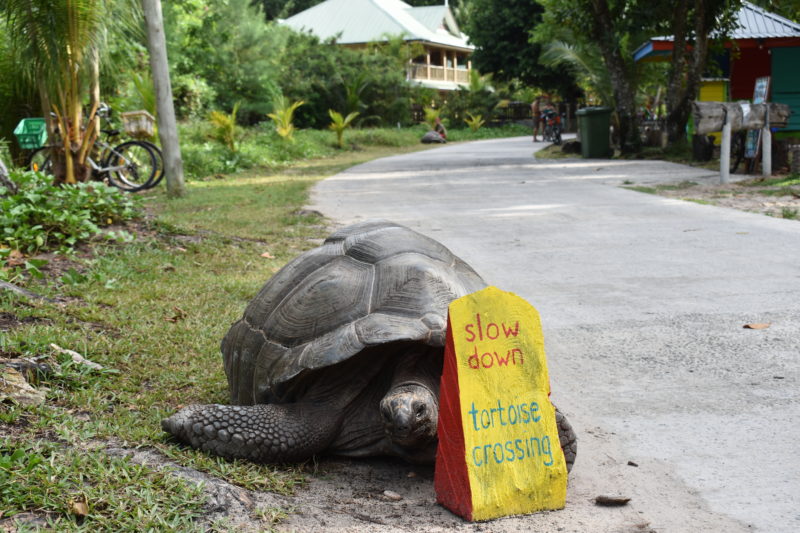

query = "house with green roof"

[
  {"left": 282, "top": 0, "right": 474, "bottom": 92},
  {"left": 635, "top": 1, "right": 800, "bottom": 131}
]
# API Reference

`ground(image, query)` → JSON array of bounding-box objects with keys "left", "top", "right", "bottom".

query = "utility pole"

[{"left": 141, "top": 0, "right": 186, "bottom": 197}]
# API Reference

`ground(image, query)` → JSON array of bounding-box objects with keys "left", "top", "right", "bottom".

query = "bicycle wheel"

[
  {"left": 139, "top": 141, "right": 164, "bottom": 188},
  {"left": 103, "top": 141, "right": 158, "bottom": 192},
  {"left": 730, "top": 132, "right": 744, "bottom": 173},
  {"left": 28, "top": 147, "right": 53, "bottom": 175}
]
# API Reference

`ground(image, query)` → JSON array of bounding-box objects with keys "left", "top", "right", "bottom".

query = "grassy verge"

[{"left": 1, "top": 124, "right": 535, "bottom": 529}]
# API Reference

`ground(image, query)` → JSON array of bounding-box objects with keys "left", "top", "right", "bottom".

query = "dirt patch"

[
  {"left": 627, "top": 178, "right": 800, "bottom": 220},
  {"left": 0, "top": 312, "right": 52, "bottom": 331}
]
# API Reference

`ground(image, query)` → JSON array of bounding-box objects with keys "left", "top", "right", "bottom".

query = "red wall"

[{"left": 730, "top": 47, "right": 772, "bottom": 100}]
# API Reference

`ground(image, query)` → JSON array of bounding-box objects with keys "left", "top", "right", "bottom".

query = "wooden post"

[
  {"left": 142, "top": 0, "right": 186, "bottom": 198},
  {"left": 762, "top": 106, "right": 771, "bottom": 177},
  {"left": 426, "top": 51, "right": 431, "bottom": 80},
  {"left": 720, "top": 112, "right": 731, "bottom": 185}
]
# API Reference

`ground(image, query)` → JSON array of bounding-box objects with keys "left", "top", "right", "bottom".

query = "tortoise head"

[{"left": 379, "top": 348, "right": 441, "bottom": 448}]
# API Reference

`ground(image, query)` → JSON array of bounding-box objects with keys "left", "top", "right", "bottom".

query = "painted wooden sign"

[{"left": 435, "top": 286, "right": 567, "bottom": 521}]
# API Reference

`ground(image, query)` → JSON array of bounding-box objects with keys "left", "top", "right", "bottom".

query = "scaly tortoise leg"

[{"left": 162, "top": 403, "right": 341, "bottom": 463}]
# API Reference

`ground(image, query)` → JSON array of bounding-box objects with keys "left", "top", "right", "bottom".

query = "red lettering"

[
  {"left": 476, "top": 313, "right": 483, "bottom": 341},
  {"left": 486, "top": 323, "right": 499, "bottom": 339},
  {"left": 480, "top": 352, "right": 494, "bottom": 368},
  {"left": 468, "top": 346, "right": 480, "bottom": 369},
  {"left": 495, "top": 350, "right": 511, "bottom": 366},
  {"left": 502, "top": 321, "right": 520, "bottom": 338},
  {"left": 511, "top": 348, "right": 523, "bottom": 365},
  {"left": 465, "top": 324, "right": 476, "bottom": 343}
]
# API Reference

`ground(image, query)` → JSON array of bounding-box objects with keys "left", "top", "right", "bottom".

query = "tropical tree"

[
  {"left": 2, "top": 0, "right": 108, "bottom": 184},
  {"left": 328, "top": 110, "right": 359, "bottom": 149},
  {"left": 463, "top": 0, "right": 580, "bottom": 100},
  {"left": 539, "top": 41, "right": 613, "bottom": 106},
  {"left": 268, "top": 95, "right": 304, "bottom": 140},
  {"left": 660, "top": 0, "right": 741, "bottom": 142}
]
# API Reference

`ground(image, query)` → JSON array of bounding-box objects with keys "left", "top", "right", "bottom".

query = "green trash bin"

[{"left": 576, "top": 106, "right": 612, "bottom": 158}]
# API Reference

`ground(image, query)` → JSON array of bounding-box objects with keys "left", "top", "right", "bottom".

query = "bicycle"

[
  {"left": 27, "top": 105, "right": 162, "bottom": 192},
  {"left": 541, "top": 109, "right": 562, "bottom": 145},
  {"left": 729, "top": 130, "right": 745, "bottom": 174}
]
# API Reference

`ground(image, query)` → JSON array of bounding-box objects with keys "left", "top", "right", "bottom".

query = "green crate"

[{"left": 14, "top": 118, "right": 48, "bottom": 149}]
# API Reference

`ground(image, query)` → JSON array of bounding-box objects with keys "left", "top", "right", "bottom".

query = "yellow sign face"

[{"left": 448, "top": 286, "right": 567, "bottom": 520}]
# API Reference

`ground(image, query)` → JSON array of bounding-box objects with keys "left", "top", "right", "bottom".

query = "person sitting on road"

[{"left": 434, "top": 117, "right": 447, "bottom": 140}]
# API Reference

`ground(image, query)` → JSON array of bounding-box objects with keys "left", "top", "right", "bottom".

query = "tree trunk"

[
  {"left": 589, "top": 0, "right": 640, "bottom": 154},
  {"left": 666, "top": 0, "right": 714, "bottom": 144},
  {"left": 141, "top": 0, "right": 186, "bottom": 198}
]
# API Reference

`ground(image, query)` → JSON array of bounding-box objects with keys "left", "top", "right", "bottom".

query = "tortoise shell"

[{"left": 222, "top": 220, "right": 486, "bottom": 405}]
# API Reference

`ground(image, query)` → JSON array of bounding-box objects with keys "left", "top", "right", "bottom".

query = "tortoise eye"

[{"left": 416, "top": 404, "right": 426, "bottom": 418}]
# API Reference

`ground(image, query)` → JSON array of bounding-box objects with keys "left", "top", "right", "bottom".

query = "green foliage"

[
  {"left": 441, "top": 72, "right": 500, "bottom": 125},
  {"left": 0, "top": 439, "right": 206, "bottom": 530},
  {"left": 208, "top": 102, "right": 242, "bottom": 152},
  {"left": 267, "top": 96, "right": 305, "bottom": 141},
  {"left": 278, "top": 32, "right": 412, "bottom": 128},
  {"left": 0, "top": 170, "right": 138, "bottom": 256},
  {"left": 464, "top": 113, "right": 485, "bottom": 132},
  {"left": 163, "top": 0, "right": 283, "bottom": 123},
  {"left": 423, "top": 107, "right": 441, "bottom": 129},
  {"left": 463, "top": 0, "right": 581, "bottom": 99},
  {"left": 540, "top": 40, "right": 614, "bottom": 105},
  {"left": 171, "top": 74, "right": 217, "bottom": 119},
  {"left": 328, "top": 110, "right": 360, "bottom": 149}
]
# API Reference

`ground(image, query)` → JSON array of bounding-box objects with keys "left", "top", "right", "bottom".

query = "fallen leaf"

[
  {"left": 743, "top": 323, "right": 770, "bottom": 330},
  {"left": 595, "top": 495, "right": 631, "bottom": 506},
  {"left": 50, "top": 344, "right": 103, "bottom": 370},
  {"left": 260, "top": 252, "right": 275, "bottom": 259},
  {"left": 382, "top": 490, "right": 402, "bottom": 501},
  {"left": 70, "top": 498, "right": 88, "bottom": 517},
  {"left": 0, "top": 367, "right": 46, "bottom": 406},
  {"left": 7, "top": 249, "right": 24, "bottom": 268},
  {"left": 165, "top": 307, "right": 187, "bottom": 323}
]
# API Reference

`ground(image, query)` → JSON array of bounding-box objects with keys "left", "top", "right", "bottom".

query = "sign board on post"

[
  {"left": 745, "top": 76, "right": 770, "bottom": 159},
  {"left": 435, "top": 286, "right": 567, "bottom": 521}
]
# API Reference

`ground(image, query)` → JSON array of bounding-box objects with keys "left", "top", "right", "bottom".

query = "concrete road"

[{"left": 309, "top": 136, "right": 800, "bottom": 532}]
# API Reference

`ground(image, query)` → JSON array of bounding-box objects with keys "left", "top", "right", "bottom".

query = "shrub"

[
  {"left": 328, "top": 110, "right": 359, "bottom": 149},
  {"left": 267, "top": 95, "right": 305, "bottom": 141},
  {"left": 0, "top": 170, "right": 138, "bottom": 268},
  {"left": 464, "top": 113, "right": 485, "bottom": 132},
  {"left": 208, "top": 102, "right": 242, "bottom": 152}
]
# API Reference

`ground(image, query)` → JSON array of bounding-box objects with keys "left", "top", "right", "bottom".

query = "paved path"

[{"left": 309, "top": 136, "right": 800, "bottom": 532}]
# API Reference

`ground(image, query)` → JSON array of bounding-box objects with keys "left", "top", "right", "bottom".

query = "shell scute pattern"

[{"left": 221, "top": 220, "right": 487, "bottom": 407}]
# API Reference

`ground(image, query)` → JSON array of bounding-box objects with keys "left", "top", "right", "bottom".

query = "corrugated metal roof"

[
  {"left": 729, "top": 1, "right": 800, "bottom": 39},
  {"left": 654, "top": 1, "right": 800, "bottom": 41},
  {"left": 281, "top": 0, "right": 473, "bottom": 50}
]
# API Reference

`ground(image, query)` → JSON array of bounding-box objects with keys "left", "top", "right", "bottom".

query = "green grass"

[{"left": 0, "top": 128, "right": 528, "bottom": 529}]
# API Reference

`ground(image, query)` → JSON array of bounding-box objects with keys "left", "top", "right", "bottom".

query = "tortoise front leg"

[{"left": 162, "top": 403, "right": 341, "bottom": 463}]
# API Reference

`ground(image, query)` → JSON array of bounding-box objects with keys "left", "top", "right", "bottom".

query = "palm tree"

[{"left": 2, "top": 0, "right": 107, "bottom": 184}]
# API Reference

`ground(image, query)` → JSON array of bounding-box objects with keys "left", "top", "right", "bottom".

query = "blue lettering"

[{"left": 468, "top": 402, "right": 479, "bottom": 431}]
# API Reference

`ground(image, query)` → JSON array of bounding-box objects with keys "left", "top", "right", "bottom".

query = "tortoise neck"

[{"left": 389, "top": 346, "right": 442, "bottom": 397}]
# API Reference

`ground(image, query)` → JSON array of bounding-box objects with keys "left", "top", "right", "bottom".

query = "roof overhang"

[
  {"left": 408, "top": 78, "right": 469, "bottom": 91},
  {"left": 634, "top": 36, "right": 800, "bottom": 62}
]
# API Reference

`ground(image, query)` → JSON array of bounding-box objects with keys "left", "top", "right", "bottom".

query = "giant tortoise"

[{"left": 162, "top": 220, "right": 577, "bottom": 468}]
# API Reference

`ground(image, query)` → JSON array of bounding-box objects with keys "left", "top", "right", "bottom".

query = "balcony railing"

[{"left": 407, "top": 64, "right": 470, "bottom": 84}]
